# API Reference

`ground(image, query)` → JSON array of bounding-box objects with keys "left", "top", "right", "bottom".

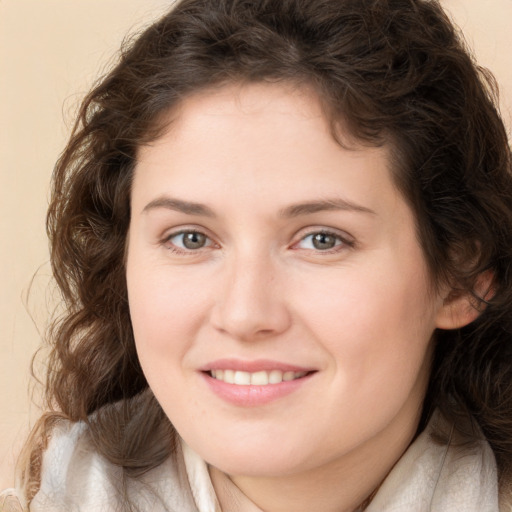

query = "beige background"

[{"left": 0, "top": 0, "right": 511, "bottom": 489}]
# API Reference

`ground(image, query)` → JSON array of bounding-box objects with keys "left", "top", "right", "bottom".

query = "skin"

[{"left": 126, "top": 83, "right": 474, "bottom": 512}]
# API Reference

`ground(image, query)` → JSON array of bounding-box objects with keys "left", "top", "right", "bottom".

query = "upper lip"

[{"left": 199, "top": 358, "right": 316, "bottom": 373}]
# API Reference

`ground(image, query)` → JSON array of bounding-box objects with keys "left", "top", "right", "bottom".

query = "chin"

[{"left": 191, "top": 434, "right": 315, "bottom": 477}]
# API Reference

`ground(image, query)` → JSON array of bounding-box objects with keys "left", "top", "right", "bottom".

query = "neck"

[{"left": 210, "top": 465, "right": 380, "bottom": 512}]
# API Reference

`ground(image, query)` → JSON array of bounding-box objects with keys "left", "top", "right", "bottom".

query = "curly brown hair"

[{"left": 20, "top": 0, "right": 512, "bottom": 505}]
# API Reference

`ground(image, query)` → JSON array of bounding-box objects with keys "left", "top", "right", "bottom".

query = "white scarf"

[{"left": 2, "top": 411, "right": 502, "bottom": 511}]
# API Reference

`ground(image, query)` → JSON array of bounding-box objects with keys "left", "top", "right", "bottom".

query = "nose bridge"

[{"left": 212, "top": 246, "right": 290, "bottom": 340}]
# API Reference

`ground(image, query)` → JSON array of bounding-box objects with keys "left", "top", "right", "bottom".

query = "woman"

[{"left": 2, "top": 0, "right": 512, "bottom": 510}]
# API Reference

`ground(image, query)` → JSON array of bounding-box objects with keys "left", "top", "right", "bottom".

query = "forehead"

[
  {"left": 132, "top": 83, "right": 405, "bottom": 225},
  {"left": 135, "top": 83, "right": 392, "bottom": 185},
  {"left": 160, "top": 82, "right": 370, "bottom": 150}
]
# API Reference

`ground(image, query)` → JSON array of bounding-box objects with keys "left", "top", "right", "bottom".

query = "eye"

[
  {"left": 165, "top": 230, "right": 213, "bottom": 251},
  {"left": 295, "top": 230, "right": 352, "bottom": 252}
]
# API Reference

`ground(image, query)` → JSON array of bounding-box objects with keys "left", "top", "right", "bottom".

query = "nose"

[{"left": 210, "top": 251, "right": 292, "bottom": 342}]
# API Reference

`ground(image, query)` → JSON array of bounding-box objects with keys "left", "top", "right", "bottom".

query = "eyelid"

[
  {"left": 291, "top": 227, "right": 355, "bottom": 252},
  {"left": 158, "top": 225, "right": 355, "bottom": 254},
  {"left": 161, "top": 226, "right": 219, "bottom": 253}
]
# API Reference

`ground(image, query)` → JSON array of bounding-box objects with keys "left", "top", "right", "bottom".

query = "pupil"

[
  {"left": 183, "top": 232, "right": 206, "bottom": 249},
  {"left": 312, "top": 233, "right": 336, "bottom": 250}
]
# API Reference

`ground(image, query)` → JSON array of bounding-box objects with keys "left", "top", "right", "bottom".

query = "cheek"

[
  {"left": 126, "top": 261, "right": 211, "bottom": 366},
  {"left": 296, "top": 258, "right": 436, "bottom": 386}
]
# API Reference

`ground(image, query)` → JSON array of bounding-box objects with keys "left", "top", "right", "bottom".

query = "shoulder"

[
  {"left": 29, "top": 418, "right": 206, "bottom": 512},
  {"left": 30, "top": 419, "right": 121, "bottom": 511},
  {"left": 368, "top": 411, "right": 501, "bottom": 512},
  {"left": 0, "top": 420, "right": 96, "bottom": 512}
]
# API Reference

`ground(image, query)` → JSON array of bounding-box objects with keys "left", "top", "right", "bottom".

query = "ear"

[{"left": 435, "top": 270, "right": 494, "bottom": 330}]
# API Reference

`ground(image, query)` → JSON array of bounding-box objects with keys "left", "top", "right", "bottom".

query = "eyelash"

[
  {"left": 161, "top": 228, "right": 354, "bottom": 255},
  {"left": 162, "top": 229, "right": 215, "bottom": 255},
  {"left": 292, "top": 230, "right": 355, "bottom": 253}
]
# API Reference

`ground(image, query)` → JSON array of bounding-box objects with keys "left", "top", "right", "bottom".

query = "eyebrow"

[
  {"left": 142, "top": 196, "right": 376, "bottom": 217},
  {"left": 279, "top": 198, "right": 376, "bottom": 217},
  {"left": 142, "top": 197, "right": 216, "bottom": 217}
]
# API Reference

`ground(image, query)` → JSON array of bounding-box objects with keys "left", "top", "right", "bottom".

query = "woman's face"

[{"left": 127, "top": 83, "right": 450, "bottom": 478}]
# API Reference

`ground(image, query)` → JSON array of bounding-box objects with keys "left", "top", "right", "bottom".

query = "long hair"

[{"left": 20, "top": 0, "right": 512, "bottom": 504}]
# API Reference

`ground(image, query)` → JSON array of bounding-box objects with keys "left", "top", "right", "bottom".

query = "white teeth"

[
  {"left": 251, "top": 371, "right": 269, "bottom": 385},
  {"left": 268, "top": 370, "right": 283, "bottom": 384},
  {"left": 234, "top": 371, "right": 251, "bottom": 385},
  {"left": 209, "top": 369, "right": 308, "bottom": 385}
]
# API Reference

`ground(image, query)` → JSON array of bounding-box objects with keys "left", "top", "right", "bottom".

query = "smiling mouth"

[{"left": 208, "top": 369, "right": 311, "bottom": 386}]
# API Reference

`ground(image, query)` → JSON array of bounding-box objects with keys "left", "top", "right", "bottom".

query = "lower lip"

[{"left": 201, "top": 372, "right": 314, "bottom": 407}]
